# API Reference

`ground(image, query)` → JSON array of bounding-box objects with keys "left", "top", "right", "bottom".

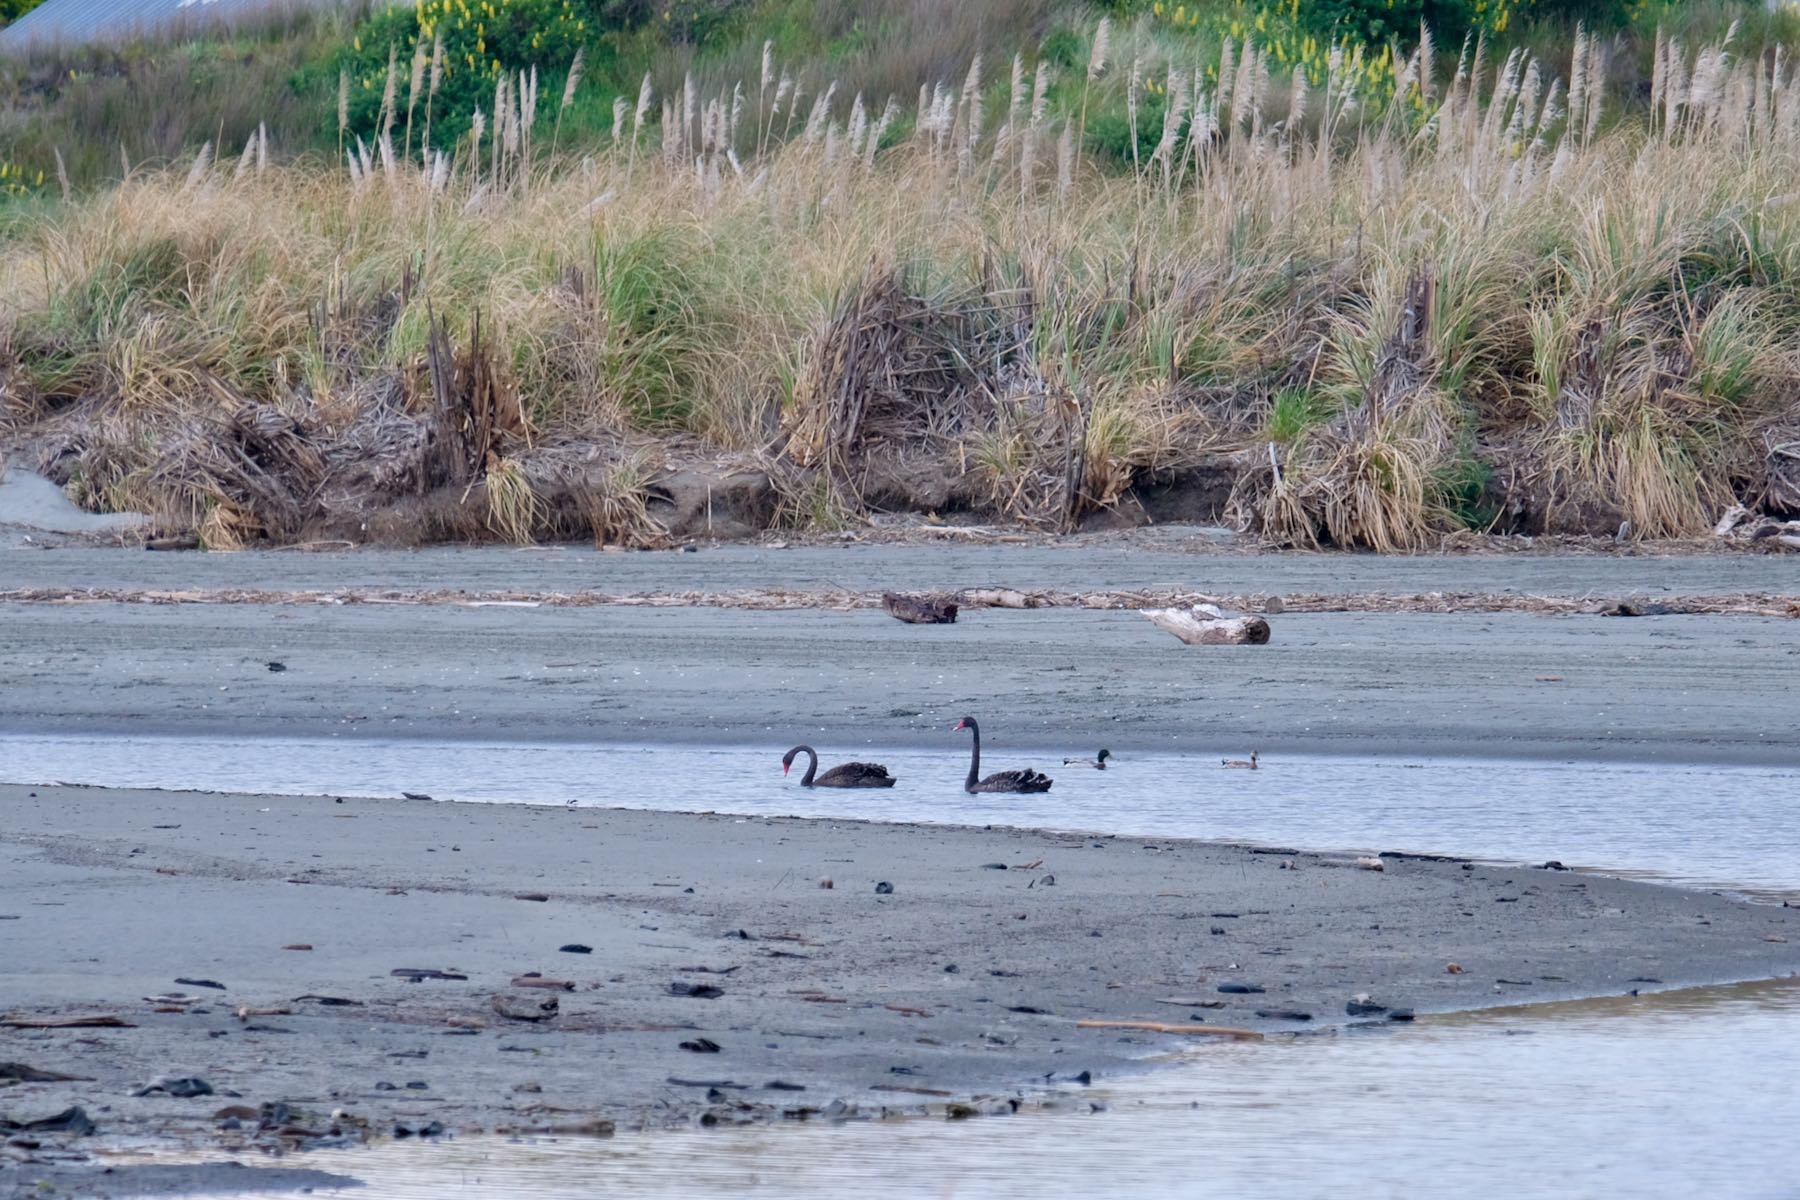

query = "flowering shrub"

[
  {"left": 337, "top": 0, "right": 591, "bottom": 146},
  {"left": 0, "top": 159, "right": 42, "bottom": 196}
]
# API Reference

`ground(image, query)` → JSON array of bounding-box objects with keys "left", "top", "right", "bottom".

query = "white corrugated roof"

[{"left": 0, "top": 0, "right": 355, "bottom": 51}]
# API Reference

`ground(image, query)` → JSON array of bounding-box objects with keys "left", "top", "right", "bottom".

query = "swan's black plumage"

[
  {"left": 783, "top": 745, "right": 897, "bottom": 788},
  {"left": 952, "top": 717, "right": 1053, "bottom": 794}
]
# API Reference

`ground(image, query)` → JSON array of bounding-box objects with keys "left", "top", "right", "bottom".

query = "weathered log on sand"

[
  {"left": 1141, "top": 603, "right": 1271, "bottom": 645},
  {"left": 959, "top": 587, "right": 1039, "bottom": 609},
  {"left": 881, "top": 592, "right": 958, "bottom": 624}
]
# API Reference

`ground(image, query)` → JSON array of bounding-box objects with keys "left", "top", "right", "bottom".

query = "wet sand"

[
  {"left": 3, "top": 782, "right": 1798, "bottom": 1198},
  {"left": 1, "top": 597, "right": 1796, "bottom": 763}
]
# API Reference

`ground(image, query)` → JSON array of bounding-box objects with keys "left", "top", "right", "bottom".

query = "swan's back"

[{"left": 815, "top": 762, "right": 897, "bottom": 788}]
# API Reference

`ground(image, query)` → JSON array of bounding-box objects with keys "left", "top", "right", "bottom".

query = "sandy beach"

[
  {"left": 2, "top": 540, "right": 1798, "bottom": 1196},
  {"left": 3, "top": 781, "right": 1798, "bottom": 1198}
]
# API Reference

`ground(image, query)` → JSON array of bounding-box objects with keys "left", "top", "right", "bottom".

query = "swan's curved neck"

[
  {"left": 962, "top": 721, "right": 981, "bottom": 792},
  {"left": 798, "top": 745, "right": 818, "bottom": 786}
]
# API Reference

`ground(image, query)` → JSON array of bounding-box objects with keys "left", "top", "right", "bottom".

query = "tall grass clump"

[{"left": 3, "top": 15, "right": 1800, "bottom": 547}]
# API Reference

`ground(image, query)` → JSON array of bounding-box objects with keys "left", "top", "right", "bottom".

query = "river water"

[
  {"left": 2, "top": 733, "right": 1795, "bottom": 897},
  {"left": 6, "top": 733, "right": 1798, "bottom": 1198}
]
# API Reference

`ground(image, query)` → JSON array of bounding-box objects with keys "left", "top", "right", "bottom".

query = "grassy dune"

[{"left": 3, "top": 22, "right": 1799, "bottom": 548}]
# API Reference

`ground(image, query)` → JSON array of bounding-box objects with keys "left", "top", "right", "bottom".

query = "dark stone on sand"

[
  {"left": 981, "top": 863, "right": 1008, "bottom": 870},
  {"left": 1255, "top": 1009, "right": 1312, "bottom": 1021},
  {"left": 1345, "top": 999, "right": 1390, "bottom": 1016},
  {"left": 559, "top": 943, "right": 593, "bottom": 954},
  {"left": 680, "top": 1038, "right": 722, "bottom": 1053},
  {"left": 393, "top": 1120, "right": 445, "bottom": 1138},
  {"left": 1541, "top": 860, "right": 1569, "bottom": 870},
  {"left": 943, "top": 964, "right": 959, "bottom": 973},
  {"left": 1072, "top": 1070, "right": 1092, "bottom": 1086},
  {"left": 1007, "top": 1005, "right": 1049, "bottom": 1015},
  {"left": 1217, "top": 981, "right": 1265, "bottom": 994},
  {"left": 266, "top": 662, "right": 287, "bottom": 672},
  {"left": 875, "top": 881, "right": 894, "bottom": 894},
  {"left": 374, "top": 1081, "right": 397, "bottom": 1090},
  {"left": 514, "top": 892, "right": 550, "bottom": 902},
  {"left": 1388, "top": 1008, "right": 1415, "bottom": 1021},
  {"left": 765, "top": 1080, "right": 806, "bottom": 1091},
  {"left": 404, "top": 1080, "right": 429, "bottom": 1090},
  {"left": 175, "top": 977, "right": 227, "bottom": 991}
]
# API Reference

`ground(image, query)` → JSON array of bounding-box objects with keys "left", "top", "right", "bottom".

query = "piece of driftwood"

[
  {"left": 1075, "top": 1019, "right": 1263, "bottom": 1040},
  {"left": 1141, "top": 603, "right": 1271, "bottom": 645},
  {"left": 959, "top": 588, "right": 1037, "bottom": 609},
  {"left": 511, "top": 976, "right": 576, "bottom": 992},
  {"left": 881, "top": 592, "right": 958, "bottom": 624}
]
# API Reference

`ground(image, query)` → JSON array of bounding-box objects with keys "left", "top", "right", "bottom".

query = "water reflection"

[
  {"left": 3, "top": 733, "right": 1794, "bottom": 898},
  {"left": 174, "top": 979, "right": 1800, "bottom": 1200}
]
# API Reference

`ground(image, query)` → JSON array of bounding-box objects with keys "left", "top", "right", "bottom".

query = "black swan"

[
  {"left": 1062, "top": 749, "right": 1113, "bottom": 769},
  {"left": 951, "top": 716, "right": 1052, "bottom": 794},
  {"left": 782, "top": 745, "right": 896, "bottom": 788},
  {"left": 1223, "top": 751, "right": 1259, "bottom": 769}
]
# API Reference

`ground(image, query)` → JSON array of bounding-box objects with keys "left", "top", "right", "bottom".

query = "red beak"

[
  {"left": 950, "top": 719, "right": 964, "bottom": 731},
  {"left": 782, "top": 763, "right": 790, "bottom": 775}
]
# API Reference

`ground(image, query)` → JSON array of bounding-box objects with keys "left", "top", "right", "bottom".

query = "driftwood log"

[
  {"left": 881, "top": 592, "right": 958, "bottom": 624},
  {"left": 958, "top": 587, "right": 1039, "bottom": 609},
  {"left": 1141, "top": 603, "right": 1271, "bottom": 645}
]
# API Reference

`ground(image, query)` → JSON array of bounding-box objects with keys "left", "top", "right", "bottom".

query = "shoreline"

[
  {"left": 3, "top": 784, "right": 1798, "bottom": 1197},
  {"left": 7, "top": 724, "right": 1800, "bottom": 770}
]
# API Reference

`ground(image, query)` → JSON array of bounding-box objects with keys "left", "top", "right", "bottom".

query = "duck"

[
  {"left": 1062, "top": 749, "right": 1113, "bottom": 769},
  {"left": 1222, "top": 751, "right": 1259, "bottom": 769},
  {"left": 952, "top": 716, "right": 1053, "bottom": 794},
  {"left": 782, "top": 745, "right": 897, "bottom": 788}
]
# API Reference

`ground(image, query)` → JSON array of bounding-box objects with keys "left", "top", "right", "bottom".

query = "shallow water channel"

[
  {"left": 7, "top": 734, "right": 1799, "bottom": 1198},
  {"left": 3, "top": 733, "right": 1795, "bottom": 897}
]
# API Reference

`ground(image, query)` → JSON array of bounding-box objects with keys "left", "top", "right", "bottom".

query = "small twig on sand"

[{"left": 1075, "top": 1019, "right": 1262, "bottom": 1040}]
